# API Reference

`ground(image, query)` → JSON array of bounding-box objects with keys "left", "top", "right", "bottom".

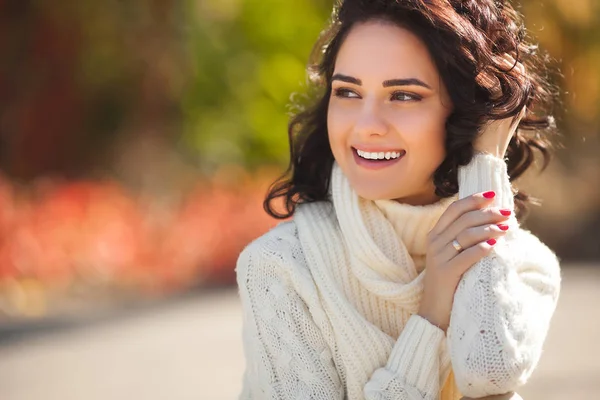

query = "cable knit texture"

[{"left": 236, "top": 153, "right": 561, "bottom": 400}]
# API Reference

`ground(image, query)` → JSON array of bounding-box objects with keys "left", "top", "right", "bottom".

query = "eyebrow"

[{"left": 331, "top": 74, "right": 432, "bottom": 89}]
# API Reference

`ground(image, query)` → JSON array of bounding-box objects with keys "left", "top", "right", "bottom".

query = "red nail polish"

[
  {"left": 497, "top": 224, "right": 509, "bottom": 231},
  {"left": 483, "top": 191, "right": 496, "bottom": 199},
  {"left": 487, "top": 238, "right": 497, "bottom": 246},
  {"left": 500, "top": 209, "right": 512, "bottom": 216}
]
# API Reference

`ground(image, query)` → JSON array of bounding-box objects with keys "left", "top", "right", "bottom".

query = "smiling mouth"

[
  {"left": 351, "top": 147, "right": 406, "bottom": 170},
  {"left": 353, "top": 147, "right": 406, "bottom": 161}
]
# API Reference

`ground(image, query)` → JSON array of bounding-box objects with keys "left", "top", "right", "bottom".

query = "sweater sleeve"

[
  {"left": 364, "top": 314, "right": 451, "bottom": 399},
  {"left": 237, "top": 228, "right": 451, "bottom": 400},
  {"left": 449, "top": 153, "right": 561, "bottom": 398}
]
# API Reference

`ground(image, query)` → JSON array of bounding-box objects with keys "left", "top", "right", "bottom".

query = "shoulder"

[
  {"left": 236, "top": 219, "right": 325, "bottom": 324},
  {"left": 238, "top": 220, "right": 301, "bottom": 263},
  {"left": 236, "top": 201, "right": 338, "bottom": 292},
  {"left": 239, "top": 200, "right": 336, "bottom": 262},
  {"left": 235, "top": 220, "right": 304, "bottom": 285}
]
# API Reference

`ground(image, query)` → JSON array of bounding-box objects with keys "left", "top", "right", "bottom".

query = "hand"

[
  {"left": 418, "top": 191, "right": 512, "bottom": 331},
  {"left": 474, "top": 54, "right": 526, "bottom": 158}
]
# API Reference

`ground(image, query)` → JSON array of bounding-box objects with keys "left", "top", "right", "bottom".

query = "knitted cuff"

[
  {"left": 458, "top": 153, "right": 514, "bottom": 211},
  {"left": 386, "top": 314, "right": 447, "bottom": 394}
]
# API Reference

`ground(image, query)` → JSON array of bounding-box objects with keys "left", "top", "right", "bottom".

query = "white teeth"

[{"left": 356, "top": 149, "right": 404, "bottom": 160}]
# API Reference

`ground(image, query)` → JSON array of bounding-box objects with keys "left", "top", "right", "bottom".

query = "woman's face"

[{"left": 327, "top": 20, "right": 453, "bottom": 205}]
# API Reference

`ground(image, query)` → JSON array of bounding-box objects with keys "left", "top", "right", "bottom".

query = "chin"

[
  {"left": 352, "top": 184, "right": 402, "bottom": 201},
  {"left": 352, "top": 179, "right": 437, "bottom": 204}
]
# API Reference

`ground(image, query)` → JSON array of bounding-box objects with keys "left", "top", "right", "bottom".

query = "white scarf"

[
  {"left": 295, "top": 162, "right": 456, "bottom": 314},
  {"left": 327, "top": 162, "right": 456, "bottom": 314}
]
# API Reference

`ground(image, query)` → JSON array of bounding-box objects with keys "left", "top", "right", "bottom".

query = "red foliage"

[
  {"left": 0, "top": 181, "right": 145, "bottom": 287},
  {"left": 0, "top": 169, "right": 280, "bottom": 301},
  {"left": 150, "top": 169, "right": 280, "bottom": 290}
]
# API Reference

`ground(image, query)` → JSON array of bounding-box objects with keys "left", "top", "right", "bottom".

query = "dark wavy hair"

[{"left": 265, "top": 0, "right": 559, "bottom": 220}]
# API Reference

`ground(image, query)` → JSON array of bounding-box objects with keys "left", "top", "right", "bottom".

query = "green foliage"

[
  {"left": 181, "top": 0, "right": 332, "bottom": 170},
  {"left": 4, "top": 0, "right": 598, "bottom": 177},
  {"left": 181, "top": 0, "right": 600, "bottom": 172}
]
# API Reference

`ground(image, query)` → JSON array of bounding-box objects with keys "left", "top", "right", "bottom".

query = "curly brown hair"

[{"left": 265, "top": 0, "right": 559, "bottom": 220}]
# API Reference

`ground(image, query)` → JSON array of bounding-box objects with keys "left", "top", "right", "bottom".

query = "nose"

[{"left": 354, "top": 100, "right": 389, "bottom": 138}]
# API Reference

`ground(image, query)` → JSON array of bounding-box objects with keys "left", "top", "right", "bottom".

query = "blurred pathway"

[{"left": 0, "top": 266, "right": 599, "bottom": 400}]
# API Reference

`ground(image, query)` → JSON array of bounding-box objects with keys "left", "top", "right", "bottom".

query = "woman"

[{"left": 236, "top": 1, "right": 561, "bottom": 399}]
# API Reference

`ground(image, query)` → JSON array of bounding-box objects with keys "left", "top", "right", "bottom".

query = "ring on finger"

[{"left": 451, "top": 239, "right": 463, "bottom": 253}]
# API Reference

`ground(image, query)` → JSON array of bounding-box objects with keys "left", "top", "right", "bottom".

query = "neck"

[{"left": 392, "top": 183, "right": 440, "bottom": 206}]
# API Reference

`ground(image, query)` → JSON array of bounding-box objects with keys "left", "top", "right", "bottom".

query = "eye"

[
  {"left": 391, "top": 91, "right": 422, "bottom": 102},
  {"left": 333, "top": 88, "right": 360, "bottom": 99}
]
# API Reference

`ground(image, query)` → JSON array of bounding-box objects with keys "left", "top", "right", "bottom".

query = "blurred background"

[{"left": 0, "top": 0, "right": 598, "bottom": 399}]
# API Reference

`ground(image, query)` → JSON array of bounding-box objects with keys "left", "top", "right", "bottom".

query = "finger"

[
  {"left": 438, "top": 223, "right": 509, "bottom": 263},
  {"left": 438, "top": 207, "right": 512, "bottom": 248},
  {"left": 430, "top": 192, "right": 497, "bottom": 237},
  {"left": 445, "top": 239, "right": 499, "bottom": 277}
]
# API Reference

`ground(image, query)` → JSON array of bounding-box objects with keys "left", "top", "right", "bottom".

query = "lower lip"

[{"left": 352, "top": 148, "right": 404, "bottom": 170}]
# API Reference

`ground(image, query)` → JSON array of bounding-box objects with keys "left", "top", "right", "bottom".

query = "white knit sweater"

[{"left": 236, "top": 153, "right": 561, "bottom": 400}]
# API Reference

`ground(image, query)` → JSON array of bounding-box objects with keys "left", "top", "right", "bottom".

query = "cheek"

[
  {"left": 391, "top": 108, "right": 447, "bottom": 155},
  {"left": 327, "top": 104, "right": 352, "bottom": 148}
]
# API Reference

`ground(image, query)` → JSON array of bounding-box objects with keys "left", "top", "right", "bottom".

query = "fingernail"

[
  {"left": 483, "top": 191, "right": 496, "bottom": 199},
  {"left": 497, "top": 224, "right": 509, "bottom": 231},
  {"left": 500, "top": 209, "right": 512, "bottom": 216},
  {"left": 487, "top": 238, "right": 497, "bottom": 246}
]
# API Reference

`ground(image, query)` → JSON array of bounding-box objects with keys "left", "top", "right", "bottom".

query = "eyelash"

[{"left": 332, "top": 88, "right": 422, "bottom": 102}]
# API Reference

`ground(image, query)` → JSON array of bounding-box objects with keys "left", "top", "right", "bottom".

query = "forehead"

[{"left": 334, "top": 20, "right": 440, "bottom": 87}]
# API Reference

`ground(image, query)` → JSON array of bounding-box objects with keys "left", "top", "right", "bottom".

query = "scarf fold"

[{"left": 330, "top": 163, "right": 456, "bottom": 314}]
